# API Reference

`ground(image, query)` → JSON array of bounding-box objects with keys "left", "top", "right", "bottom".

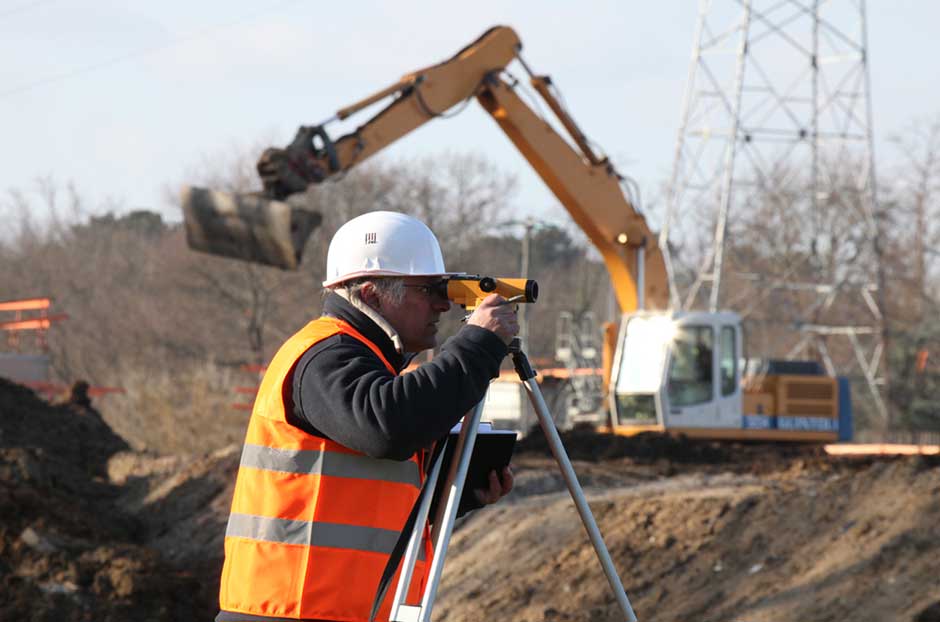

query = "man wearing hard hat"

[{"left": 216, "top": 211, "right": 518, "bottom": 622}]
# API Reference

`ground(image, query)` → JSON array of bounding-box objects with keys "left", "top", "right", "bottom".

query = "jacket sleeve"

[{"left": 293, "top": 325, "right": 508, "bottom": 461}]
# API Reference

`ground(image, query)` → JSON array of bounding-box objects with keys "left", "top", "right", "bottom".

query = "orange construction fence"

[{"left": 0, "top": 297, "right": 67, "bottom": 350}]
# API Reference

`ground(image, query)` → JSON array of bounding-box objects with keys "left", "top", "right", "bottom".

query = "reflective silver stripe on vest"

[
  {"left": 239, "top": 444, "right": 420, "bottom": 488},
  {"left": 226, "top": 513, "right": 424, "bottom": 559}
]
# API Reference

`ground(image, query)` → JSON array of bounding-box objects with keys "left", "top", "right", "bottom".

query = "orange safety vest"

[{"left": 219, "top": 316, "right": 432, "bottom": 622}]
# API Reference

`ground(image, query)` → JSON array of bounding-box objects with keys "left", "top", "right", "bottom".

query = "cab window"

[
  {"left": 720, "top": 326, "right": 737, "bottom": 396},
  {"left": 666, "top": 325, "right": 714, "bottom": 407}
]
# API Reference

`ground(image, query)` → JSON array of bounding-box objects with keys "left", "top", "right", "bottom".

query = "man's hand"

[
  {"left": 465, "top": 294, "right": 520, "bottom": 344},
  {"left": 473, "top": 465, "right": 514, "bottom": 505}
]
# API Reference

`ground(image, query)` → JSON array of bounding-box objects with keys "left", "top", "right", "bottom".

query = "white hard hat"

[{"left": 322, "top": 211, "right": 456, "bottom": 287}]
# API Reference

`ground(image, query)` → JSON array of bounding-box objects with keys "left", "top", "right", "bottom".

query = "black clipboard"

[{"left": 430, "top": 422, "right": 516, "bottom": 517}]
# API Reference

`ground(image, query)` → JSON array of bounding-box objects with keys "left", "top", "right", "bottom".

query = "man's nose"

[{"left": 432, "top": 298, "right": 451, "bottom": 312}]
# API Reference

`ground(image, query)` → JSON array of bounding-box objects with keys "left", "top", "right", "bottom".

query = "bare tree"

[
  {"left": 0, "top": 149, "right": 646, "bottom": 450},
  {"left": 889, "top": 117, "right": 940, "bottom": 319}
]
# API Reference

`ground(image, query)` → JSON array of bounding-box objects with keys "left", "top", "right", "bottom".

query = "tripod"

[{"left": 387, "top": 338, "right": 638, "bottom": 622}]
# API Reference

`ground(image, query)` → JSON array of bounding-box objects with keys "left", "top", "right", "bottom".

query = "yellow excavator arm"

[
  {"left": 192, "top": 25, "right": 669, "bottom": 313},
  {"left": 475, "top": 70, "right": 668, "bottom": 311},
  {"left": 257, "top": 27, "right": 521, "bottom": 193}
]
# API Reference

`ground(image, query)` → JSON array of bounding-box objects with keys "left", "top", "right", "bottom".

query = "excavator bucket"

[{"left": 180, "top": 186, "right": 321, "bottom": 270}]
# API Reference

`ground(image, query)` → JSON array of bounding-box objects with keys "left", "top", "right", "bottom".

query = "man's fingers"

[
  {"left": 498, "top": 466, "right": 514, "bottom": 496},
  {"left": 474, "top": 469, "right": 511, "bottom": 506},
  {"left": 479, "top": 293, "right": 505, "bottom": 307},
  {"left": 465, "top": 293, "right": 520, "bottom": 345},
  {"left": 488, "top": 470, "right": 501, "bottom": 496}
]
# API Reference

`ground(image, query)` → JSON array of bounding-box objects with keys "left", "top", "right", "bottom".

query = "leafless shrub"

[{"left": 100, "top": 359, "right": 246, "bottom": 455}]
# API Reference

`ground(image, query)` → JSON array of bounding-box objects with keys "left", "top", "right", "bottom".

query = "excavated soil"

[
  {"left": 439, "top": 453, "right": 940, "bottom": 622},
  {"left": 0, "top": 378, "right": 213, "bottom": 621},
  {"left": 2, "top": 377, "right": 939, "bottom": 621}
]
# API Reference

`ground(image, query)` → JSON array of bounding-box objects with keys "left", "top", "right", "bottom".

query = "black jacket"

[{"left": 288, "top": 293, "right": 508, "bottom": 461}]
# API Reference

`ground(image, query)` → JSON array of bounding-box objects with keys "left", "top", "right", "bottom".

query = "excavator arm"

[
  {"left": 255, "top": 26, "right": 521, "bottom": 197},
  {"left": 474, "top": 71, "right": 668, "bottom": 311},
  {"left": 184, "top": 25, "right": 668, "bottom": 313}
]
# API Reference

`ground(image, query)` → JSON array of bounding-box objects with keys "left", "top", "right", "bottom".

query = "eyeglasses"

[{"left": 403, "top": 281, "right": 449, "bottom": 300}]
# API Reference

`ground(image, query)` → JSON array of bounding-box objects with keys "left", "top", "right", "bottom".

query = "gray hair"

[{"left": 333, "top": 277, "right": 406, "bottom": 306}]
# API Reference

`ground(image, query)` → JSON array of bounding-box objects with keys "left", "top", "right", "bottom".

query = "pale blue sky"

[{"left": 1, "top": 1, "right": 936, "bottom": 227}]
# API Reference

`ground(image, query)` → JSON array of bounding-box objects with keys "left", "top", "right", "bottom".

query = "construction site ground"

[{"left": 2, "top": 376, "right": 939, "bottom": 622}]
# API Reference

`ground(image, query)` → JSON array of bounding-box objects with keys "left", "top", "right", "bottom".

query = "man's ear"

[{"left": 359, "top": 281, "right": 382, "bottom": 311}]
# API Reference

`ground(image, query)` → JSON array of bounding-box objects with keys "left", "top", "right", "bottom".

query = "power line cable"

[{"left": 0, "top": 0, "right": 304, "bottom": 98}]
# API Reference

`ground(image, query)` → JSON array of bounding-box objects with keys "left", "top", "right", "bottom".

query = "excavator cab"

[
  {"left": 608, "top": 310, "right": 850, "bottom": 442},
  {"left": 607, "top": 311, "right": 744, "bottom": 436}
]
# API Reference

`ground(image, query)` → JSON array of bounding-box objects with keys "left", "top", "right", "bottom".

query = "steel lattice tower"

[{"left": 660, "top": 0, "right": 887, "bottom": 419}]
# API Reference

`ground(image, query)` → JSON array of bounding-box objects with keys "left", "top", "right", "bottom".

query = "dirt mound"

[
  {"left": 110, "top": 442, "right": 238, "bottom": 609},
  {"left": 0, "top": 377, "right": 128, "bottom": 480},
  {"left": 0, "top": 378, "right": 215, "bottom": 621},
  {"left": 439, "top": 455, "right": 940, "bottom": 622},
  {"left": 4, "top": 374, "right": 938, "bottom": 621}
]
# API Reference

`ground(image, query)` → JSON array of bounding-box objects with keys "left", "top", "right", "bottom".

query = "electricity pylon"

[{"left": 660, "top": 0, "right": 887, "bottom": 420}]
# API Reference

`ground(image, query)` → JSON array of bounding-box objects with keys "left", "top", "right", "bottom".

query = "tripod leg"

[
  {"left": 422, "top": 398, "right": 486, "bottom": 618},
  {"left": 514, "top": 349, "right": 638, "bottom": 622},
  {"left": 390, "top": 398, "right": 487, "bottom": 622},
  {"left": 390, "top": 447, "right": 445, "bottom": 621}
]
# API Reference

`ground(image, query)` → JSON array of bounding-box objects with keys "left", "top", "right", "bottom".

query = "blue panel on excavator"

[{"left": 837, "top": 377, "right": 853, "bottom": 441}]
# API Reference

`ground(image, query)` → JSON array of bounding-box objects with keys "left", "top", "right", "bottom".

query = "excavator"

[{"left": 182, "top": 25, "right": 852, "bottom": 443}]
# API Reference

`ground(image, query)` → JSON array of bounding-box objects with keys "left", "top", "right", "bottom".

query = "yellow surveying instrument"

[
  {"left": 370, "top": 279, "right": 639, "bottom": 622},
  {"left": 444, "top": 275, "right": 538, "bottom": 310}
]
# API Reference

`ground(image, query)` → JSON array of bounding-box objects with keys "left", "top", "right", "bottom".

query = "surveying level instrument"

[
  {"left": 373, "top": 278, "right": 638, "bottom": 622},
  {"left": 444, "top": 275, "right": 538, "bottom": 310}
]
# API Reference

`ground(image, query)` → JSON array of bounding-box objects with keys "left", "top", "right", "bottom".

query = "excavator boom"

[
  {"left": 255, "top": 26, "right": 521, "bottom": 197},
  {"left": 475, "top": 73, "right": 668, "bottom": 311},
  {"left": 183, "top": 25, "right": 668, "bottom": 313}
]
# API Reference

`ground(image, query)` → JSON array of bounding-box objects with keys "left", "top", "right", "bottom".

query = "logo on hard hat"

[{"left": 365, "top": 232, "right": 377, "bottom": 245}]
